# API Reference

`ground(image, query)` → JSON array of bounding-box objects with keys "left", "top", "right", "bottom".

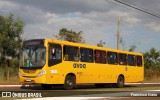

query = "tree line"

[{"left": 0, "top": 13, "right": 24, "bottom": 68}]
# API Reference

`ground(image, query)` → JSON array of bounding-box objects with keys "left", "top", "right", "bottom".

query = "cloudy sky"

[{"left": 1, "top": 0, "right": 160, "bottom": 52}]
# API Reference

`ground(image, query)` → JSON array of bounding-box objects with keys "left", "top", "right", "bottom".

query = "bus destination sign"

[{"left": 24, "top": 40, "right": 44, "bottom": 46}]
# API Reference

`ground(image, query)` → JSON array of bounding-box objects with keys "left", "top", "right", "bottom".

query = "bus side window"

[
  {"left": 107, "top": 52, "right": 117, "bottom": 64},
  {"left": 119, "top": 53, "right": 127, "bottom": 65},
  {"left": 48, "top": 44, "right": 62, "bottom": 66},
  {"left": 95, "top": 50, "right": 101, "bottom": 63},
  {"left": 95, "top": 50, "right": 106, "bottom": 64},
  {"left": 137, "top": 56, "right": 142, "bottom": 67},
  {"left": 63, "top": 45, "right": 79, "bottom": 61},
  {"left": 80, "top": 48, "right": 86, "bottom": 62},
  {"left": 128, "top": 55, "right": 136, "bottom": 66},
  {"left": 80, "top": 48, "right": 93, "bottom": 63}
]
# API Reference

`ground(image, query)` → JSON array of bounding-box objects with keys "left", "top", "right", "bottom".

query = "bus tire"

[
  {"left": 115, "top": 76, "right": 124, "bottom": 88},
  {"left": 95, "top": 84, "right": 106, "bottom": 88},
  {"left": 41, "top": 84, "right": 52, "bottom": 90},
  {"left": 63, "top": 75, "right": 76, "bottom": 90}
]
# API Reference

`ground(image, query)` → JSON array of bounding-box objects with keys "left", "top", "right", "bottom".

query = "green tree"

[
  {"left": 144, "top": 48, "right": 160, "bottom": 69},
  {"left": 97, "top": 40, "right": 105, "bottom": 47},
  {"left": 0, "top": 13, "right": 24, "bottom": 67},
  {"left": 54, "top": 28, "right": 85, "bottom": 43}
]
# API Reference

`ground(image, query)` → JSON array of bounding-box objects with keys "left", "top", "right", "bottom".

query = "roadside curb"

[
  {"left": 0, "top": 85, "right": 21, "bottom": 87},
  {"left": 0, "top": 84, "right": 40, "bottom": 88}
]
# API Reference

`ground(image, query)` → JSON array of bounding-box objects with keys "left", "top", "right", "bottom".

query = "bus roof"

[{"left": 25, "top": 38, "right": 143, "bottom": 56}]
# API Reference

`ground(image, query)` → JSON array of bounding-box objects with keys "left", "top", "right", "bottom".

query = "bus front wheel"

[
  {"left": 63, "top": 75, "right": 76, "bottom": 90},
  {"left": 115, "top": 76, "right": 124, "bottom": 88}
]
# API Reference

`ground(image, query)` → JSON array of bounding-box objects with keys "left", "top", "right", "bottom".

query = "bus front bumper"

[{"left": 19, "top": 75, "right": 46, "bottom": 84}]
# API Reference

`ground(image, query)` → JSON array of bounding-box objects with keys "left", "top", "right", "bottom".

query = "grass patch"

[
  {"left": 144, "top": 68, "right": 160, "bottom": 83},
  {"left": 0, "top": 67, "right": 18, "bottom": 82},
  {"left": 144, "top": 78, "right": 160, "bottom": 83},
  {"left": 0, "top": 98, "right": 14, "bottom": 100}
]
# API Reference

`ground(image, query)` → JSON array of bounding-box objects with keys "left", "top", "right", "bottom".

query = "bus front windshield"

[{"left": 20, "top": 46, "right": 46, "bottom": 68}]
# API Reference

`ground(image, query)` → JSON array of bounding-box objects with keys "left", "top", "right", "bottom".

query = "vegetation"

[
  {"left": 144, "top": 48, "right": 160, "bottom": 69},
  {"left": 0, "top": 13, "right": 24, "bottom": 81},
  {"left": 97, "top": 40, "right": 105, "bottom": 47},
  {"left": 144, "top": 48, "right": 160, "bottom": 81},
  {"left": 54, "top": 28, "right": 85, "bottom": 43},
  {"left": 128, "top": 44, "right": 137, "bottom": 52},
  {"left": 120, "top": 37, "right": 137, "bottom": 51}
]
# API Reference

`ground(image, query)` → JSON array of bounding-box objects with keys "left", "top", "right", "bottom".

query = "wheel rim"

[
  {"left": 119, "top": 77, "right": 124, "bottom": 88},
  {"left": 67, "top": 80, "right": 73, "bottom": 87},
  {"left": 119, "top": 77, "right": 124, "bottom": 84}
]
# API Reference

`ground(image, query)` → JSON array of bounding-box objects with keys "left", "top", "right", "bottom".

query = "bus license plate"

[{"left": 26, "top": 78, "right": 31, "bottom": 82}]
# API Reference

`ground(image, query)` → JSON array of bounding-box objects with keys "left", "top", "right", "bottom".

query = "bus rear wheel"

[
  {"left": 115, "top": 76, "right": 124, "bottom": 88},
  {"left": 63, "top": 75, "right": 76, "bottom": 90},
  {"left": 41, "top": 84, "right": 52, "bottom": 90}
]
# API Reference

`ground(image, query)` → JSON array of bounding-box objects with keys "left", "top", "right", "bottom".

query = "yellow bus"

[{"left": 19, "top": 38, "right": 144, "bottom": 90}]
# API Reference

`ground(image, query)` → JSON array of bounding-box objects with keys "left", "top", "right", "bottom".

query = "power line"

[
  {"left": 105, "top": 0, "right": 135, "bottom": 12},
  {"left": 114, "top": 0, "right": 160, "bottom": 19},
  {"left": 121, "top": 0, "right": 160, "bottom": 17}
]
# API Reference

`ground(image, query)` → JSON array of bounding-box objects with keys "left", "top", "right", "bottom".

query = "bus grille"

[{"left": 23, "top": 76, "right": 37, "bottom": 78}]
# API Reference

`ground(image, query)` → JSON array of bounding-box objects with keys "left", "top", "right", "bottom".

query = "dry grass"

[
  {"left": 0, "top": 67, "right": 18, "bottom": 82},
  {"left": 144, "top": 68, "right": 160, "bottom": 83}
]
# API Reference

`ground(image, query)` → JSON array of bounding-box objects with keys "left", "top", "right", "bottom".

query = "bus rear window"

[{"left": 137, "top": 56, "right": 142, "bottom": 67}]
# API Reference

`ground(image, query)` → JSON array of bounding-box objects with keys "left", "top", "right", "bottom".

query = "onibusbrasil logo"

[{"left": 1, "top": 92, "right": 42, "bottom": 98}]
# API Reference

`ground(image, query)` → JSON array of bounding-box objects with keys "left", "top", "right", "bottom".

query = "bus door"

[{"left": 48, "top": 43, "right": 62, "bottom": 83}]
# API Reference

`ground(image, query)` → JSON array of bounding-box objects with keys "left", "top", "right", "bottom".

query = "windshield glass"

[{"left": 20, "top": 46, "right": 46, "bottom": 67}]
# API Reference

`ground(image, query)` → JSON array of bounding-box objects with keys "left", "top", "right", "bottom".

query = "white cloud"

[
  {"left": 107, "top": 10, "right": 141, "bottom": 26},
  {"left": 1, "top": 0, "right": 160, "bottom": 52},
  {"left": 124, "top": 17, "right": 141, "bottom": 25},
  {"left": 0, "top": 0, "right": 141, "bottom": 42},
  {"left": 146, "top": 22, "right": 160, "bottom": 32},
  {"left": 0, "top": 1, "right": 18, "bottom": 9}
]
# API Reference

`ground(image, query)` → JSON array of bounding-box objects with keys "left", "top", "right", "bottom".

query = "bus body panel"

[{"left": 19, "top": 38, "right": 144, "bottom": 86}]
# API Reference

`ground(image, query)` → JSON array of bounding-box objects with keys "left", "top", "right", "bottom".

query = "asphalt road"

[
  {"left": 0, "top": 83, "right": 160, "bottom": 91},
  {"left": 0, "top": 83, "right": 160, "bottom": 100}
]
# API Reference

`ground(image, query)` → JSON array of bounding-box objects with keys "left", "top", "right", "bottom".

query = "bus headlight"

[
  {"left": 19, "top": 71, "right": 22, "bottom": 77},
  {"left": 37, "top": 70, "right": 46, "bottom": 77}
]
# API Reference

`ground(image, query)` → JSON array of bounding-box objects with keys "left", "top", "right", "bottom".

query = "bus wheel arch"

[
  {"left": 63, "top": 73, "right": 76, "bottom": 90},
  {"left": 115, "top": 74, "right": 125, "bottom": 88}
]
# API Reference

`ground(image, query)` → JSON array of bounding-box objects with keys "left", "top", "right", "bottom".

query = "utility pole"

[{"left": 117, "top": 16, "right": 120, "bottom": 49}]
